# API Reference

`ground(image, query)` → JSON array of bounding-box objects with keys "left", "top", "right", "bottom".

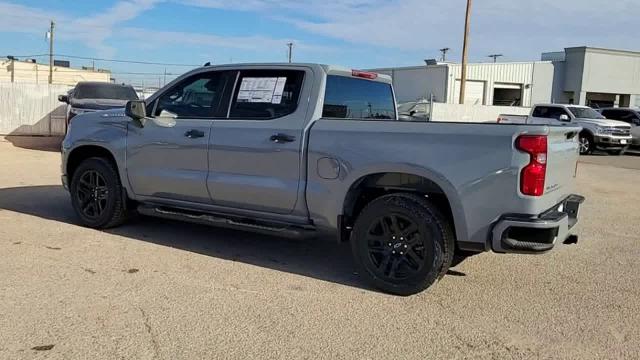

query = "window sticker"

[{"left": 237, "top": 77, "right": 287, "bottom": 104}]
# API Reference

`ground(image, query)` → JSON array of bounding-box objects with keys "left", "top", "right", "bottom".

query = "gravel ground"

[{"left": 0, "top": 137, "right": 638, "bottom": 359}]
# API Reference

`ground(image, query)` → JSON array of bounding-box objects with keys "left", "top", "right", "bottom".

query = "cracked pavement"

[{"left": 0, "top": 138, "right": 639, "bottom": 359}]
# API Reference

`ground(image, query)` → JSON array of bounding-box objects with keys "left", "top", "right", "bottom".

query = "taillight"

[
  {"left": 351, "top": 70, "right": 378, "bottom": 80},
  {"left": 516, "top": 135, "right": 547, "bottom": 197}
]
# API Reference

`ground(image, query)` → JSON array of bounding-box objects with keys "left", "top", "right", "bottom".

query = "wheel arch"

[
  {"left": 66, "top": 145, "right": 120, "bottom": 185},
  {"left": 339, "top": 169, "right": 468, "bottom": 246}
]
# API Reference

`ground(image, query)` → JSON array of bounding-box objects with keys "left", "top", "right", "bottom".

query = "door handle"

[
  {"left": 185, "top": 129, "right": 205, "bottom": 139},
  {"left": 270, "top": 133, "right": 296, "bottom": 143}
]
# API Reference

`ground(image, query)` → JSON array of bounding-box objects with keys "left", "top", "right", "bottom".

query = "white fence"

[
  {"left": 431, "top": 103, "right": 531, "bottom": 123},
  {"left": 0, "top": 82, "right": 72, "bottom": 136}
]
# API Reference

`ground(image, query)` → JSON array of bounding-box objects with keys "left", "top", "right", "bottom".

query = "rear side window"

[
  {"left": 323, "top": 75, "right": 395, "bottom": 120},
  {"left": 229, "top": 70, "right": 305, "bottom": 119}
]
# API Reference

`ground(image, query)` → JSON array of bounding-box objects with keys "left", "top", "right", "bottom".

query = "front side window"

[
  {"left": 533, "top": 106, "right": 570, "bottom": 120},
  {"left": 154, "top": 71, "right": 229, "bottom": 118},
  {"left": 323, "top": 75, "right": 395, "bottom": 120},
  {"left": 228, "top": 70, "right": 305, "bottom": 119}
]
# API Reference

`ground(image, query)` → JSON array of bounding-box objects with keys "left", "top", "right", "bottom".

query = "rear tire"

[
  {"left": 70, "top": 157, "right": 130, "bottom": 229},
  {"left": 350, "top": 193, "right": 455, "bottom": 296},
  {"left": 578, "top": 133, "right": 594, "bottom": 155}
]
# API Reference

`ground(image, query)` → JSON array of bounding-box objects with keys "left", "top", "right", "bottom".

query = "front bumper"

[
  {"left": 492, "top": 194, "right": 585, "bottom": 254},
  {"left": 595, "top": 135, "right": 633, "bottom": 149}
]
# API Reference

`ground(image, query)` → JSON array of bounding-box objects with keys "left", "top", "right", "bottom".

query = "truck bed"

[{"left": 305, "top": 120, "right": 581, "bottom": 251}]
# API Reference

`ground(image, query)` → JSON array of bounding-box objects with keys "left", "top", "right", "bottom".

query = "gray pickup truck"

[{"left": 61, "top": 63, "right": 584, "bottom": 295}]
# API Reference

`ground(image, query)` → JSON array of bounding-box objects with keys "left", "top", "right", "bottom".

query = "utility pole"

[
  {"left": 7, "top": 56, "right": 15, "bottom": 83},
  {"left": 48, "top": 20, "right": 55, "bottom": 84},
  {"left": 459, "top": 0, "right": 472, "bottom": 104},
  {"left": 488, "top": 54, "right": 503, "bottom": 63},
  {"left": 439, "top": 48, "right": 450, "bottom": 62},
  {"left": 163, "top": 68, "right": 167, "bottom": 86},
  {"left": 286, "top": 42, "right": 293, "bottom": 63}
]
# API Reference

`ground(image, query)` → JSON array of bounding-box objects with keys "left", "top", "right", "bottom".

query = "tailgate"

[{"left": 543, "top": 126, "right": 581, "bottom": 204}]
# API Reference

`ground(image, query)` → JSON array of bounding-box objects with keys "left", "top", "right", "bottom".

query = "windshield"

[
  {"left": 74, "top": 84, "right": 139, "bottom": 100},
  {"left": 567, "top": 107, "right": 605, "bottom": 119}
]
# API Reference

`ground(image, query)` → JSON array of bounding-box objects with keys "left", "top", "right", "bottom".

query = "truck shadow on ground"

[
  {"left": 3, "top": 135, "right": 64, "bottom": 152},
  {"left": 0, "top": 185, "right": 377, "bottom": 291}
]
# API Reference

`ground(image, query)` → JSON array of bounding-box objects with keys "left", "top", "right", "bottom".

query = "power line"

[
  {"left": 55, "top": 54, "right": 200, "bottom": 67},
  {"left": 0, "top": 54, "right": 49, "bottom": 59},
  {"left": 1, "top": 53, "right": 199, "bottom": 67}
]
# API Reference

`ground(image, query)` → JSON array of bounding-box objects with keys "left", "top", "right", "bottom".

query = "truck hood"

[
  {"left": 70, "top": 98, "right": 129, "bottom": 110},
  {"left": 575, "top": 118, "right": 631, "bottom": 127}
]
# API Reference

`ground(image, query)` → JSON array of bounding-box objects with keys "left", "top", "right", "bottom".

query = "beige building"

[{"left": 0, "top": 58, "right": 111, "bottom": 86}]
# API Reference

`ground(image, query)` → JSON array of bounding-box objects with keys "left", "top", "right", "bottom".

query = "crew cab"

[
  {"left": 499, "top": 104, "right": 633, "bottom": 155},
  {"left": 61, "top": 64, "right": 584, "bottom": 295}
]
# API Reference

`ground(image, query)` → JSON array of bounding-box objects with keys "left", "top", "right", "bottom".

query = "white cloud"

[
  {"left": 0, "top": 0, "right": 638, "bottom": 66},
  {"left": 174, "top": 0, "right": 640, "bottom": 61},
  {"left": 0, "top": 2, "right": 66, "bottom": 34},
  {"left": 67, "top": 0, "right": 163, "bottom": 57},
  {"left": 122, "top": 26, "right": 333, "bottom": 52}
]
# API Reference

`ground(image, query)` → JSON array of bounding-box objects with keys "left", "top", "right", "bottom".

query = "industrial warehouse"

[{"left": 372, "top": 46, "right": 640, "bottom": 109}]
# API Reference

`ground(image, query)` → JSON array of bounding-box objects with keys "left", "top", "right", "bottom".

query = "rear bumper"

[{"left": 491, "top": 194, "right": 585, "bottom": 254}]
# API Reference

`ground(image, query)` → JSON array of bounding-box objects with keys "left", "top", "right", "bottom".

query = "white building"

[
  {"left": 370, "top": 61, "right": 554, "bottom": 107},
  {"left": 0, "top": 58, "right": 111, "bottom": 86},
  {"left": 371, "top": 46, "right": 640, "bottom": 108}
]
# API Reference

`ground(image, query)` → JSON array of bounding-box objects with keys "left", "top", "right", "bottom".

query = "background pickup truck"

[
  {"left": 61, "top": 64, "right": 584, "bottom": 295},
  {"left": 498, "top": 104, "right": 633, "bottom": 155}
]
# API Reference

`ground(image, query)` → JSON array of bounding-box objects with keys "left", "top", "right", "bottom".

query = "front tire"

[
  {"left": 70, "top": 157, "right": 129, "bottom": 229},
  {"left": 351, "top": 193, "right": 455, "bottom": 296},
  {"left": 578, "top": 133, "right": 594, "bottom": 155}
]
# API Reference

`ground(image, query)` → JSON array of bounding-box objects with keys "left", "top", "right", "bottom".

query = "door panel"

[
  {"left": 208, "top": 68, "right": 312, "bottom": 214},
  {"left": 126, "top": 69, "right": 233, "bottom": 204},
  {"left": 127, "top": 118, "right": 212, "bottom": 203}
]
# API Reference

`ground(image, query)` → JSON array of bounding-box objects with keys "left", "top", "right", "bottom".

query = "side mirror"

[
  {"left": 559, "top": 114, "right": 570, "bottom": 122},
  {"left": 58, "top": 95, "right": 69, "bottom": 103},
  {"left": 125, "top": 100, "right": 147, "bottom": 125}
]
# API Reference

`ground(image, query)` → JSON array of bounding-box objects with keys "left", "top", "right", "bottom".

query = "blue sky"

[{"left": 0, "top": 0, "right": 638, "bottom": 86}]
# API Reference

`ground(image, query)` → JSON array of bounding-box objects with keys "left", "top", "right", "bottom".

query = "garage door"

[{"left": 454, "top": 80, "right": 485, "bottom": 105}]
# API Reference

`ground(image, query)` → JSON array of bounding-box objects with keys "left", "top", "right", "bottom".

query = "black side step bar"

[{"left": 137, "top": 205, "right": 317, "bottom": 240}]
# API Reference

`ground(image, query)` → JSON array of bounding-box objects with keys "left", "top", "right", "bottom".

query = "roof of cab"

[{"left": 192, "top": 62, "right": 393, "bottom": 84}]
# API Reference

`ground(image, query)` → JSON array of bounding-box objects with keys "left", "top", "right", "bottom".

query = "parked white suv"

[{"left": 499, "top": 104, "right": 633, "bottom": 155}]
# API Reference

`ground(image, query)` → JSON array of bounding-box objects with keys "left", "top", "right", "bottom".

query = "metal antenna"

[
  {"left": 488, "top": 54, "right": 503, "bottom": 63},
  {"left": 439, "top": 48, "right": 450, "bottom": 62}
]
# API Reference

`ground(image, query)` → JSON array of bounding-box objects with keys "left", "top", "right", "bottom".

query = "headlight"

[{"left": 69, "top": 107, "right": 95, "bottom": 115}]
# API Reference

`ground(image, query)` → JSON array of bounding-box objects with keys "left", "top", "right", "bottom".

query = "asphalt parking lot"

[{"left": 0, "top": 137, "right": 639, "bottom": 360}]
